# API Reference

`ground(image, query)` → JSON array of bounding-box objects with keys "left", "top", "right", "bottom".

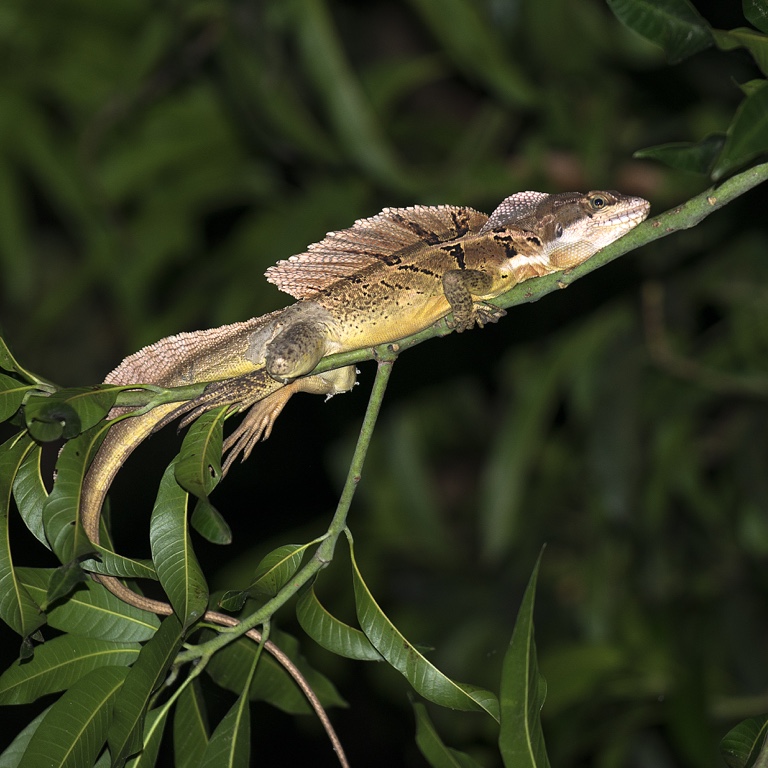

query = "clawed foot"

[
  {"left": 447, "top": 303, "right": 507, "bottom": 333},
  {"left": 221, "top": 387, "right": 295, "bottom": 474}
]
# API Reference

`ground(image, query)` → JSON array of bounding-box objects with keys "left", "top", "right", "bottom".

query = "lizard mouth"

[{"left": 603, "top": 197, "right": 651, "bottom": 228}]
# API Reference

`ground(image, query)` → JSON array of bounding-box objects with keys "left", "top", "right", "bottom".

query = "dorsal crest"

[
  {"left": 266, "top": 205, "right": 488, "bottom": 300},
  {"left": 479, "top": 191, "right": 550, "bottom": 232}
]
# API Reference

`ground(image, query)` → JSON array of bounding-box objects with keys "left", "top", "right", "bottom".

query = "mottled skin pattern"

[{"left": 79, "top": 190, "right": 649, "bottom": 621}]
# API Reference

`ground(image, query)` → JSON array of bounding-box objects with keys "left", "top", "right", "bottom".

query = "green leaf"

[
  {"left": 0, "top": 635, "right": 140, "bottom": 705},
  {"left": 713, "top": 27, "right": 768, "bottom": 75},
  {"left": 296, "top": 583, "right": 382, "bottom": 661},
  {"left": 205, "top": 630, "right": 346, "bottom": 714},
  {"left": 190, "top": 498, "right": 232, "bottom": 545},
  {"left": 745, "top": 0, "right": 768, "bottom": 34},
  {"left": 220, "top": 542, "right": 310, "bottom": 611},
  {"left": 174, "top": 679, "right": 210, "bottom": 768},
  {"left": 199, "top": 653, "right": 258, "bottom": 768},
  {"left": 0, "top": 337, "right": 46, "bottom": 386},
  {"left": 245, "top": 543, "right": 309, "bottom": 601},
  {"left": 413, "top": 701, "right": 485, "bottom": 768},
  {"left": 17, "top": 666, "right": 129, "bottom": 768},
  {"left": 24, "top": 397, "right": 80, "bottom": 441},
  {"left": 720, "top": 714, "right": 768, "bottom": 768},
  {"left": 0, "top": 434, "right": 46, "bottom": 638},
  {"left": 606, "top": 0, "right": 712, "bottom": 63},
  {"left": 108, "top": 614, "right": 184, "bottom": 768},
  {"left": 46, "top": 562, "right": 89, "bottom": 610},
  {"left": 124, "top": 707, "right": 169, "bottom": 768},
  {"left": 498, "top": 552, "right": 550, "bottom": 768},
  {"left": 43, "top": 425, "right": 108, "bottom": 564},
  {"left": 149, "top": 461, "right": 208, "bottom": 629},
  {"left": 349, "top": 541, "right": 499, "bottom": 720},
  {"left": 0, "top": 373, "right": 32, "bottom": 421},
  {"left": 25, "top": 387, "right": 119, "bottom": 441},
  {"left": 634, "top": 134, "right": 726, "bottom": 174},
  {"left": 17, "top": 568, "right": 160, "bottom": 642},
  {"left": 0, "top": 707, "right": 51, "bottom": 767},
  {"left": 12, "top": 439, "right": 50, "bottom": 548},
  {"left": 174, "top": 407, "right": 226, "bottom": 499},
  {"left": 81, "top": 547, "right": 158, "bottom": 581},
  {"left": 712, "top": 82, "right": 768, "bottom": 180}
]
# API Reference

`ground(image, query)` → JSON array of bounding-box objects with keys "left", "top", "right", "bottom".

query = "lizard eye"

[
  {"left": 555, "top": 223, "right": 563, "bottom": 238},
  {"left": 589, "top": 194, "right": 607, "bottom": 210}
]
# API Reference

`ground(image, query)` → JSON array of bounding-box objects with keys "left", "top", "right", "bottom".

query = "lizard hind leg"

[
  {"left": 265, "top": 319, "right": 333, "bottom": 383},
  {"left": 222, "top": 365, "right": 357, "bottom": 474}
]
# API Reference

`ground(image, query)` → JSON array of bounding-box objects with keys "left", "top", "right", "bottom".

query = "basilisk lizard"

[{"left": 80, "top": 190, "right": 649, "bottom": 624}]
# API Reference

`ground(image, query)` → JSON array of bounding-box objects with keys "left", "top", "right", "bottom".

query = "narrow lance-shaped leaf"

[
  {"left": 220, "top": 543, "right": 310, "bottom": 610},
  {"left": 81, "top": 547, "right": 158, "bottom": 581},
  {"left": 413, "top": 701, "right": 485, "bottom": 768},
  {"left": 124, "top": 707, "right": 169, "bottom": 768},
  {"left": 199, "top": 651, "right": 260, "bottom": 768},
  {"left": 108, "top": 614, "right": 185, "bottom": 768},
  {"left": 745, "top": 0, "right": 768, "bottom": 34},
  {"left": 712, "top": 27, "right": 768, "bottom": 76},
  {"left": 0, "top": 372, "right": 33, "bottom": 421},
  {"left": 499, "top": 552, "right": 550, "bottom": 768},
  {"left": 174, "top": 679, "right": 210, "bottom": 768},
  {"left": 296, "top": 582, "right": 382, "bottom": 661},
  {"left": 190, "top": 498, "right": 232, "bottom": 545},
  {"left": 0, "top": 635, "right": 140, "bottom": 705},
  {"left": 174, "top": 407, "right": 227, "bottom": 499},
  {"left": 720, "top": 714, "right": 768, "bottom": 768},
  {"left": 25, "top": 386, "right": 119, "bottom": 442},
  {"left": 12, "top": 438, "right": 50, "bottom": 548},
  {"left": 634, "top": 134, "right": 726, "bottom": 175},
  {"left": 349, "top": 536, "right": 499, "bottom": 720},
  {"left": 43, "top": 424, "right": 109, "bottom": 564},
  {"left": 0, "top": 433, "right": 46, "bottom": 638},
  {"left": 205, "top": 629, "right": 346, "bottom": 714},
  {"left": 606, "top": 0, "right": 712, "bottom": 63},
  {"left": 17, "top": 666, "right": 130, "bottom": 768},
  {"left": 0, "top": 336, "right": 48, "bottom": 385},
  {"left": 712, "top": 82, "right": 768, "bottom": 181},
  {"left": 17, "top": 567, "right": 160, "bottom": 643},
  {"left": 149, "top": 460, "right": 208, "bottom": 629}
]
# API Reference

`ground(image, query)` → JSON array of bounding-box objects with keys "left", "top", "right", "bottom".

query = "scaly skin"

[{"left": 80, "top": 190, "right": 650, "bottom": 625}]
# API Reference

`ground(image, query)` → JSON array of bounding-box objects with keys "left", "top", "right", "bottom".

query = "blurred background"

[{"left": 1, "top": 0, "right": 767, "bottom": 765}]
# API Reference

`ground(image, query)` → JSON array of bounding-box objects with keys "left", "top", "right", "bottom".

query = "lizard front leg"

[{"left": 442, "top": 269, "right": 507, "bottom": 332}]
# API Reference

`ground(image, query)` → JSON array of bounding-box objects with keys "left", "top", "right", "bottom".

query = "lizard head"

[
  {"left": 482, "top": 189, "right": 650, "bottom": 270},
  {"left": 539, "top": 191, "right": 650, "bottom": 267}
]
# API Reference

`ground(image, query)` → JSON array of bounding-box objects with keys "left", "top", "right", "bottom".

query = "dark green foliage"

[{"left": 0, "top": 0, "right": 767, "bottom": 766}]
